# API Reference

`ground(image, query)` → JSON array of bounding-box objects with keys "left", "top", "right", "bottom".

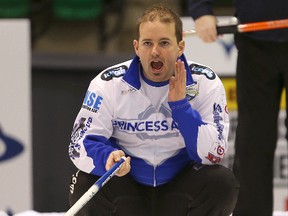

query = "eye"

[
  {"left": 143, "top": 41, "right": 152, "bottom": 47},
  {"left": 160, "top": 41, "right": 170, "bottom": 46}
]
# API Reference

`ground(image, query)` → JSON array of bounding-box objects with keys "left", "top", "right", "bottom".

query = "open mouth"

[{"left": 151, "top": 61, "right": 163, "bottom": 71}]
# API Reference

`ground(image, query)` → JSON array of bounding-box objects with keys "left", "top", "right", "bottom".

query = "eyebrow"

[{"left": 140, "top": 37, "right": 172, "bottom": 41}]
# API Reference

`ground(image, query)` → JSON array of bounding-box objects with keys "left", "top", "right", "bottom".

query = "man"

[
  {"left": 68, "top": 4, "right": 239, "bottom": 216},
  {"left": 189, "top": 0, "right": 288, "bottom": 215}
]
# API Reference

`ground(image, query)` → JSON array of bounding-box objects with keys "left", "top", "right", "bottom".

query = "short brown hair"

[{"left": 136, "top": 5, "right": 183, "bottom": 43}]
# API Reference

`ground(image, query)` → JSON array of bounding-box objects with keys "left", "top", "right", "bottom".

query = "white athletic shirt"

[{"left": 69, "top": 54, "right": 229, "bottom": 187}]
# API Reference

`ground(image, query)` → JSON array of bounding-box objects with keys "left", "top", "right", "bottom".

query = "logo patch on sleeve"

[
  {"left": 101, "top": 65, "right": 127, "bottom": 81},
  {"left": 69, "top": 117, "right": 93, "bottom": 159},
  {"left": 189, "top": 64, "right": 216, "bottom": 80},
  {"left": 82, "top": 90, "right": 103, "bottom": 113},
  {"left": 206, "top": 142, "right": 225, "bottom": 163}
]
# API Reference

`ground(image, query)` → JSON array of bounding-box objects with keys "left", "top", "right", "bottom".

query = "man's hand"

[
  {"left": 105, "top": 150, "right": 131, "bottom": 177},
  {"left": 195, "top": 15, "right": 218, "bottom": 43},
  {"left": 168, "top": 60, "right": 186, "bottom": 102}
]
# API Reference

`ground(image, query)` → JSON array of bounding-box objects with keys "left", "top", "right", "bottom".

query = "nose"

[{"left": 151, "top": 45, "right": 160, "bottom": 57}]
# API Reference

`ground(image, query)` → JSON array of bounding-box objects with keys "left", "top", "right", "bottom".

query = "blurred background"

[
  {"left": 2, "top": 0, "right": 261, "bottom": 214},
  {"left": 30, "top": 0, "right": 233, "bottom": 54}
]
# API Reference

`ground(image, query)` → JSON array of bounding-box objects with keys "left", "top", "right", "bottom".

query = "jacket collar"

[{"left": 122, "top": 54, "right": 194, "bottom": 90}]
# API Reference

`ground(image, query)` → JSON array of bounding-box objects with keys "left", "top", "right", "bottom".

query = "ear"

[
  {"left": 133, "top": 40, "right": 139, "bottom": 56},
  {"left": 178, "top": 40, "right": 185, "bottom": 57}
]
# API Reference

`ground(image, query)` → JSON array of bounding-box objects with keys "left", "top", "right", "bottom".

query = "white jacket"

[{"left": 69, "top": 54, "right": 229, "bottom": 187}]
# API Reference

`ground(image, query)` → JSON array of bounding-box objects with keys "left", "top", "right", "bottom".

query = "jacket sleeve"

[
  {"left": 189, "top": 0, "right": 215, "bottom": 20},
  {"left": 169, "top": 79, "right": 229, "bottom": 165},
  {"left": 68, "top": 78, "right": 119, "bottom": 176}
]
